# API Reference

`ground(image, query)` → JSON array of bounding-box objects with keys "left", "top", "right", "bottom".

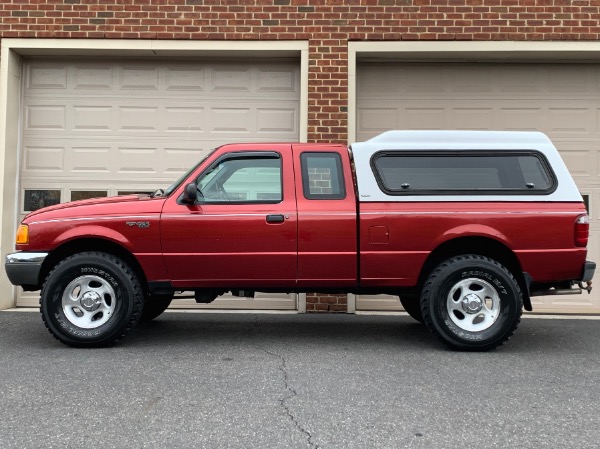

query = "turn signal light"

[
  {"left": 16, "top": 225, "right": 28, "bottom": 244},
  {"left": 575, "top": 215, "right": 589, "bottom": 247}
]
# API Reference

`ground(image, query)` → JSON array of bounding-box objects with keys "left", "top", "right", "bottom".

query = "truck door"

[
  {"left": 293, "top": 145, "right": 358, "bottom": 288},
  {"left": 160, "top": 145, "right": 298, "bottom": 288}
]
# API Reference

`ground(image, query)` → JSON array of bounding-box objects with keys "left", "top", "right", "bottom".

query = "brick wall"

[
  {"left": 306, "top": 293, "right": 347, "bottom": 312},
  {"left": 2, "top": 0, "right": 598, "bottom": 312},
  {"left": 2, "top": 0, "right": 599, "bottom": 145}
]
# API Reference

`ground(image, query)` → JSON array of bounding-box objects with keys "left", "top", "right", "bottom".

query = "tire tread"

[
  {"left": 421, "top": 254, "right": 523, "bottom": 351},
  {"left": 40, "top": 251, "right": 144, "bottom": 347}
]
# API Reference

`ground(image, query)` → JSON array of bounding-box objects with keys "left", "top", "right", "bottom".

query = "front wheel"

[
  {"left": 421, "top": 255, "right": 523, "bottom": 351},
  {"left": 40, "top": 252, "right": 144, "bottom": 347}
]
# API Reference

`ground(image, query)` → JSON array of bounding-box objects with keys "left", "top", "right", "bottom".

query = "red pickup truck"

[{"left": 5, "top": 131, "right": 595, "bottom": 350}]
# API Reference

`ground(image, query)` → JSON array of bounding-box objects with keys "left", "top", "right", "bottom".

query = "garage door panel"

[
  {"left": 357, "top": 62, "right": 600, "bottom": 313},
  {"left": 497, "top": 108, "right": 543, "bottom": 131},
  {"left": 73, "top": 65, "right": 114, "bottom": 90},
  {"left": 402, "top": 109, "right": 443, "bottom": 130},
  {"left": 498, "top": 67, "right": 541, "bottom": 93},
  {"left": 547, "top": 67, "right": 591, "bottom": 93},
  {"left": 27, "top": 64, "right": 68, "bottom": 89},
  {"left": 449, "top": 67, "right": 494, "bottom": 93},
  {"left": 211, "top": 67, "right": 252, "bottom": 92},
  {"left": 557, "top": 145, "right": 596, "bottom": 178},
  {"left": 449, "top": 107, "right": 494, "bottom": 130},
  {"left": 23, "top": 145, "right": 65, "bottom": 173},
  {"left": 257, "top": 67, "right": 298, "bottom": 92},
  {"left": 165, "top": 107, "right": 206, "bottom": 131},
  {"left": 71, "top": 147, "right": 112, "bottom": 173},
  {"left": 73, "top": 106, "right": 112, "bottom": 131},
  {"left": 358, "top": 108, "right": 399, "bottom": 134},
  {"left": 357, "top": 66, "right": 399, "bottom": 95},
  {"left": 402, "top": 69, "right": 445, "bottom": 93},
  {"left": 548, "top": 108, "right": 593, "bottom": 135},
  {"left": 119, "top": 66, "right": 160, "bottom": 91},
  {"left": 25, "top": 104, "right": 67, "bottom": 131},
  {"left": 211, "top": 107, "right": 253, "bottom": 132},
  {"left": 164, "top": 65, "right": 206, "bottom": 91},
  {"left": 257, "top": 108, "right": 297, "bottom": 133},
  {"left": 117, "top": 146, "right": 159, "bottom": 174},
  {"left": 119, "top": 106, "right": 160, "bottom": 131}
]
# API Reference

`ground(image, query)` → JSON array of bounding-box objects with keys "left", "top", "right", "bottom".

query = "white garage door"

[
  {"left": 17, "top": 58, "right": 300, "bottom": 310},
  {"left": 356, "top": 62, "right": 600, "bottom": 314}
]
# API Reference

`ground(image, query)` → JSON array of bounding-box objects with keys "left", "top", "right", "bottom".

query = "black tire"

[
  {"left": 40, "top": 252, "right": 144, "bottom": 347},
  {"left": 399, "top": 294, "right": 424, "bottom": 324},
  {"left": 421, "top": 255, "right": 523, "bottom": 351},
  {"left": 140, "top": 294, "right": 174, "bottom": 322}
]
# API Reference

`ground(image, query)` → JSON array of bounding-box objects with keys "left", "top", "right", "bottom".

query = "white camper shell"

[{"left": 350, "top": 130, "right": 582, "bottom": 203}]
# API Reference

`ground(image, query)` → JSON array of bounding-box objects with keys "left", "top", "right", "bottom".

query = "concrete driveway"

[{"left": 1, "top": 310, "right": 599, "bottom": 449}]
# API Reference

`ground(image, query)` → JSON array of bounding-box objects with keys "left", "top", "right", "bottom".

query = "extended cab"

[{"left": 5, "top": 131, "right": 595, "bottom": 350}]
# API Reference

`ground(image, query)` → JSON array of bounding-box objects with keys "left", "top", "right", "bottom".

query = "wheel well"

[
  {"left": 40, "top": 239, "right": 148, "bottom": 292},
  {"left": 418, "top": 237, "right": 532, "bottom": 310}
]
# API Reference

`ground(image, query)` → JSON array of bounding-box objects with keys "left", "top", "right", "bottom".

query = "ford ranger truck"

[{"left": 5, "top": 131, "right": 595, "bottom": 350}]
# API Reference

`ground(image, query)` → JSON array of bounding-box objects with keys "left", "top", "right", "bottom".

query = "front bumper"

[{"left": 5, "top": 252, "right": 48, "bottom": 287}]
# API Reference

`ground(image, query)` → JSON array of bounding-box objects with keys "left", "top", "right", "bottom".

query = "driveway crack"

[{"left": 263, "top": 349, "right": 320, "bottom": 449}]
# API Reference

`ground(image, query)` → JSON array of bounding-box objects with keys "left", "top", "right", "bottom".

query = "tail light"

[{"left": 575, "top": 214, "right": 589, "bottom": 247}]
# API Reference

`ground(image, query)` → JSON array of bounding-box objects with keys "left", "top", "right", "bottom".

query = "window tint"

[
  {"left": 196, "top": 154, "right": 282, "bottom": 203},
  {"left": 23, "top": 189, "right": 61, "bottom": 211},
  {"left": 372, "top": 152, "right": 555, "bottom": 195},
  {"left": 300, "top": 152, "right": 346, "bottom": 200},
  {"left": 71, "top": 191, "right": 108, "bottom": 202},
  {"left": 118, "top": 190, "right": 154, "bottom": 196}
]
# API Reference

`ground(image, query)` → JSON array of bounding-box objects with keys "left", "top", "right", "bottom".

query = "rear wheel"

[
  {"left": 40, "top": 252, "right": 144, "bottom": 347},
  {"left": 399, "top": 294, "right": 423, "bottom": 324},
  {"left": 421, "top": 255, "right": 522, "bottom": 351}
]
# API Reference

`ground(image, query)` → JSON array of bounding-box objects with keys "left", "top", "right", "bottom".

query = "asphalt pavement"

[{"left": 1, "top": 310, "right": 599, "bottom": 449}]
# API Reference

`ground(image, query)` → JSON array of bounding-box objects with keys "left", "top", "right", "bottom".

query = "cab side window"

[
  {"left": 300, "top": 152, "right": 346, "bottom": 200},
  {"left": 196, "top": 153, "right": 282, "bottom": 204}
]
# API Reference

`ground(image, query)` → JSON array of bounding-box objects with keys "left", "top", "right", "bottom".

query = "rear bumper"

[
  {"left": 581, "top": 260, "right": 596, "bottom": 283},
  {"left": 5, "top": 252, "right": 48, "bottom": 287},
  {"left": 528, "top": 260, "right": 596, "bottom": 299}
]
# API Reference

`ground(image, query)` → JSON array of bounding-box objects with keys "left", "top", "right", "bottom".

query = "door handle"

[{"left": 266, "top": 214, "right": 285, "bottom": 224}]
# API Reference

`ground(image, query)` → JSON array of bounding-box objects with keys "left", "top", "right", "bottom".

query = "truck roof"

[{"left": 365, "top": 130, "right": 553, "bottom": 148}]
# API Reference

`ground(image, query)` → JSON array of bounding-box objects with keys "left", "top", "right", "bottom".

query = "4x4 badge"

[{"left": 125, "top": 221, "right": 150, "bottom": 229}]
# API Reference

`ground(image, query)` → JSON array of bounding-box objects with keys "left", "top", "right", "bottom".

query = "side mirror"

[{"left": 182, "top": 182, "right": 198, "bottom": 204}]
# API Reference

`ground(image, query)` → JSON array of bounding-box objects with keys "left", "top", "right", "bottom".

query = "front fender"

[
  {"left": 24, "top": 216, "right": 162, "bottom": 255},
  {"left": 51, "top": 224, "right": 133, "bottom": 250}
]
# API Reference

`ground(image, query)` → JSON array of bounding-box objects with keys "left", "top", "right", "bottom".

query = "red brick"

[
  {"left": 328, "top": 304, "right": 348, "bottom": 312},
  {"left": 313, "top": 304, "right": 329, "bottom": 311}
]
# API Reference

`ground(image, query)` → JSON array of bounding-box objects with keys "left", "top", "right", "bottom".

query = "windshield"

[{"left": 163, "top": 148, "right": 217, "bottom": 196}]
